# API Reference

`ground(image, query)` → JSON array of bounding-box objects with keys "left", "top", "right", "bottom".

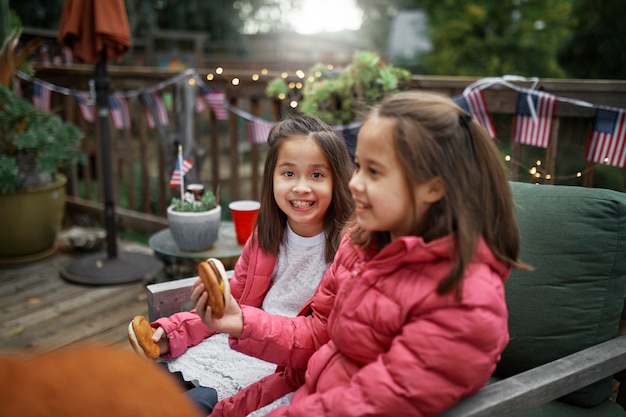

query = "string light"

[
  {"left": 504, "top": 155, "right": 590, "bottom": 181},
  {"left": 290, "top": 100, "right": 298, "bottom": 108},
  {"left": 215, "top": 67, "right": 224, "bottom": 75},
  {"left": 281, "top": 72, "right": 289, "bottom": 79},
  {"left": 231, "top": 78, "right": 240, "bottom": 86},
  {"left": 252, "top": 74, "right": 260, "bottom": 81},
  {"left": 206, "top": 74, "right": 214, "bottom": 81}
]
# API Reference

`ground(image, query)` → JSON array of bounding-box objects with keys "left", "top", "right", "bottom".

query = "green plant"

[
  {"left": 170, "top": 190, "right": 217, "bottom": 212},
  {"left": 266, "top": 51, "right": 411, "bottom": 125},
  {"left": 0, "top": 85, "right": 85, "bottom": 194}
]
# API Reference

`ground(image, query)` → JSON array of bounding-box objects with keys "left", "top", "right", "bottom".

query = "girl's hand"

[
  {"left": 191, "top": 278, "right": 244, "bottom": 338},
  {"left": 151, "top": 326, "right": 170, "bottom": 355}
]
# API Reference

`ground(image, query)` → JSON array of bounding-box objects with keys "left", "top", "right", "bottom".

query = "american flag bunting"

[
  {"left": 139, "top": 92, "right": 169, "bottom": 128},
  {"left": 32, "top": 81, "right": 51, "bottom": 111},
  {"left": 73, "top": 92, "right": 95, "bottom": 123},
  {"left": 109, "top": 94, "right": 131, "bottom": 129},
  {"left": 512, "top": 91, "right": 557, "bottom": 148},
  {"left": 585, "top": 107, "right": 626, "bottom": 168},
  {"left": 453, "top": 89, "right": 497, "bottom": 138},
  {"left": 246, "top": 118, "right": 275, "bottom": 144},
  {"left": 204, "top": 92, "right": 229, "bottom": 120}
]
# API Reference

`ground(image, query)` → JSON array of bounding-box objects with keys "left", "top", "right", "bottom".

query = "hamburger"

[
  {"left": 127, "top": 315, "right": 160, "bottom": 360},
  {"left": 198, "top": 258, "right": 231, "bottom": 318}
]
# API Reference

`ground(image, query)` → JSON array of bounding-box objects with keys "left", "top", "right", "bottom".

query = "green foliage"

[
  {"left": 557, "top": 0, "right": 626, "bottom": 79},
  {"left": 171, "top": 190, "right": 217, "bottom": 212},
  {"left": 422, "top": 0, "right": 573, "bottom": 77},
  {"left": 0, "top": 85, "right": 85, "bottom": 194},
  {"left": 268, "top": 51, "right": 410, "bottom": 125},
  {"left": 265, "top": 77, "right": 290, "bottom": 99}
]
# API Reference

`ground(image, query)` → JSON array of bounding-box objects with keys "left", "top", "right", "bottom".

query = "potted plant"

[
  {"left": 266, "top": 51, "right": 410, "bottom": 159},
  {"left": 0, "top": 20, "right": 85, "bottom": 261},
  {"left": 166, "top": 189, "right": 222, "bottom": 252},
  {"left": 266, "top": 51, "right": 411, "bottom": 126}
]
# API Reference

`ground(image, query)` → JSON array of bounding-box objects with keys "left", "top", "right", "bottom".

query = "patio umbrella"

[{"left": 57, "top": 0, "right": 162, "bottom": 285}]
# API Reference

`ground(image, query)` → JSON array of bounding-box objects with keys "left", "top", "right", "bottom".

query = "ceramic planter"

[
  {"left": 0, "top": 174, "right": 67, "bottom": 262},
  {"left": 166, "top": 204, "right": 221, "bottom": 252}
]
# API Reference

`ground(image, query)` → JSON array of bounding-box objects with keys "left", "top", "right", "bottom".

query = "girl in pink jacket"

[
  {"left": 135, "top": 115, "right": 354, "bottom": 414},
  {"left": 194, "top": 91, "right": 529, "bottom": 417}
]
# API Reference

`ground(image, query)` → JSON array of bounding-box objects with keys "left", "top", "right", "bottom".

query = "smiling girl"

[{"left": 131, "top": 115, "right": 354, "bottom": 414}]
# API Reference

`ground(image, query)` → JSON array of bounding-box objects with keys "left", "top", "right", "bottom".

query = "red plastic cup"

[{"left": 229, "top": 200, "right": 260, "bottom": 245}]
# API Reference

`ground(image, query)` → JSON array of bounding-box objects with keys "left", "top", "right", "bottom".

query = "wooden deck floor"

[{"left": 0, "top": 242, "right": 164, "bottom": 356}]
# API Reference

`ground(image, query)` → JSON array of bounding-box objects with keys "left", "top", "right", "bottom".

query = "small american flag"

[
  {"left": 195, "top": 95, "right": 206, "bottom": 113},
  {"left": 204, "top": 92, "right": 229, "bottom": 120},
  {"left": 32, "top": 81, "right": 51, "bottom": 111},
  {"left": 139, "top": 92, "right": 169, "bottom": 128},
  {"left": 169, "top": 158, "right": 194, "bottom": 188},
  {"left": 453, "top": 89, "right": 496, "bottom": 138},
  {"left": 109, "top": 94, "right": 131, "bottom": 129},
  {"left": 246, "top": 119, "right": 274, "bottom": 144},
  {"left": 512, "top": 91, "right": 557, "bottom": 148},
  {"left": 73, "top": 91, "right": 95, "bottom": 123},
  {"left": 585, "top": 107, "right": 626, "bottom": 168}
]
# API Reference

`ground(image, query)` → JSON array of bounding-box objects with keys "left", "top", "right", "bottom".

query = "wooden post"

[
  {"left": 545, "top": 118, "right": 559, "bottom": 185},
  {"left": 250, "top": 98, "right": 261, "bottom": 201},
  {"left": 510, "top": 140, "right": 521, "bottom": 182},
  {"left": 209, "top": 110, "right": 220, "bottom": 197},
  {"left": 582, "top": 161, "right": 595, "bottom": 188},
  {"left": 229, "top": 96, "right": 240, "bottom": 200},
  {"left": 136, "top": 98, "right": 152, "bottom": 214}
]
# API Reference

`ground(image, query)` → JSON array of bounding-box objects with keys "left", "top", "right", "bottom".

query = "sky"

[{"left": 290, "top": 0, "right": 363, "bottom": 34}]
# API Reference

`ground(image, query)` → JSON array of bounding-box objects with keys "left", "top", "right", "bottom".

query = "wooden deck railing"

[{"left": 24, "top": 65, "right": 626, "bottom": 234}]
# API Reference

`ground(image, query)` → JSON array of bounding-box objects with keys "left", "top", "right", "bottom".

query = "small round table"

[{"left": 149, "top": 221, "right": 243, "bottom": 279}]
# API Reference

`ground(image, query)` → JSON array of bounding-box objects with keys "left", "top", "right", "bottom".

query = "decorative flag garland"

[
  {"left": 585, "top": 107, "right": 626, "bottom": 168},
  {"left": 14, "top": 70, "right": 626, "bottom": 170},
  {"left": 32, "top": 81, "right": 52, "bottom": 111},
  {"left": 453, "top": 88, "right": 496, "bottom": 138},
  {"left": 246, "top": 118, "right": 275, "bottom": 144},
  {"left": 109, "top": 94, "right": 131, "bottom": 130},
  {"left": 72, "top": 91, "right": 95, "bottom": 123},
  {"left": 512, "top": 91, "right": 557, "bottom": 148}
]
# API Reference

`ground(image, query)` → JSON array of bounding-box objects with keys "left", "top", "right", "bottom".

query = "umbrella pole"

[
  {"left": 94, "top": 50, "right": 117, "bottom": 259},
  {"left": 60, "top": 49, "right": 163, "bottom": 285}
]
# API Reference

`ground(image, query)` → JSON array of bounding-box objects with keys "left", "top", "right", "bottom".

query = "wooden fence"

[{"left": 23, "top": 65, "right": 626, "bottom": 234}]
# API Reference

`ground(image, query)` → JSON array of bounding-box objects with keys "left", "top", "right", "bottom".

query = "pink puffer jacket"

[{"left": 214, "top": 233, "right": 510, "bottom": 417}]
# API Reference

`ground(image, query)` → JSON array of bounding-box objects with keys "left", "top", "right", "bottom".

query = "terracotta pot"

[
  {"left": 0, "top": 174, "right": 67, "bottom": 262},
  {"left": 166, "top": 204, "right": 221, "bottom": 252}
]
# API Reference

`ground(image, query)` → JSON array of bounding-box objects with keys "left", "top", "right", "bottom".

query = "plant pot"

[
  {"left": 167, "top": 204, "right": 222, "bottom": 252},
  {"left": 0, "top": 174, "right": 67, "bottom": 263}
]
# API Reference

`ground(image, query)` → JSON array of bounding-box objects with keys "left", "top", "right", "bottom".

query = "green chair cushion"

[{"left": 495, "top": 182, "right": 626, "bottom": 407}]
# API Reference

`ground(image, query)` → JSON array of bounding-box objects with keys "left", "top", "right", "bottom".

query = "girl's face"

[
  {"left": 349, "top": 115, "right": 443, "bottom": 241},
  {"left": 273, "top": 136, "right": 333, "bottom": 237}
]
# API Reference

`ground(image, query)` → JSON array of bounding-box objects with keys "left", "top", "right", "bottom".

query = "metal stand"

[{"left": 61, "top": 50, "right": 162, "bottom": 285}]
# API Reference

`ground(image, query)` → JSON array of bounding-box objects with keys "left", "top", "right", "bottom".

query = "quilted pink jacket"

[
  {"left": 212, "top": 233, "right": 511, "bottom": 417},
  {"left": 152, "top": 232, "right": 312, "bottom": 359}
]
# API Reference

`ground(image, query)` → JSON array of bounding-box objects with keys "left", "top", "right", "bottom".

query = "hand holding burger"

[{"left": 193, "top": 258, "right": 243, "bottom": 337}]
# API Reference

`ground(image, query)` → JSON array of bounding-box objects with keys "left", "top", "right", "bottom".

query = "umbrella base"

[{"left": 61, "top": 251, "right": 163, "bottom": 285}]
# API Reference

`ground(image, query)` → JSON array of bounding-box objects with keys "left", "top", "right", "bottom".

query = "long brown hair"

[
  {"left": 350, "top": 91, "right": 528, "bottom": 295},
  {"left": 254, "top": 115, "right": 354, "bottom": 263}
]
